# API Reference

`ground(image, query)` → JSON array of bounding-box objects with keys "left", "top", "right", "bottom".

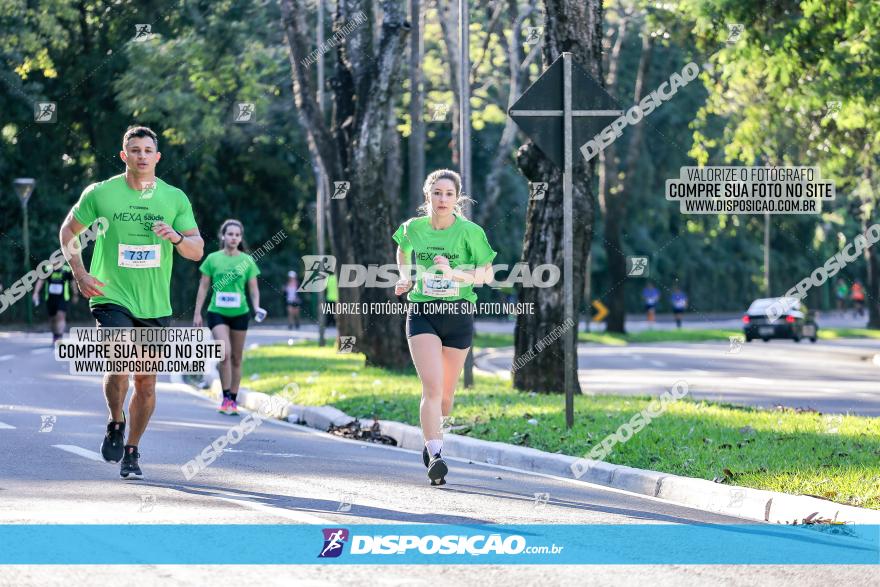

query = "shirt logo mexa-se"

[{"left": 112, "top": 210, "right": 166, "bottom": 232}]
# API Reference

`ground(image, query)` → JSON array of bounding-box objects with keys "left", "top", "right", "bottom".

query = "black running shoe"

[
  {"left": 427, "top": 453, "right": 447, "bottom": 486},
  {"left": 422, "top": 446, "right": 430, "bottom": 468},
  {"left": 120, "top": 446, "right": 143, "bottom": 480},
  {"left": 101, "top": 416, "right": 126, "bottom": 463}
]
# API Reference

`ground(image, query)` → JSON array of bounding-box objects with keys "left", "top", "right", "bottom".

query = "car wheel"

[
  {"left": 761, "top": 338, "right": 769, "bottom": 342},
  {"left": 793, "top": 336, "right": 801, "bottom": 343},
  {"left": 810, "top": 337, "right": 817, "bottom": 343},
  {"left": 745, "top": 337, "right": 753, "bottom": 343}
]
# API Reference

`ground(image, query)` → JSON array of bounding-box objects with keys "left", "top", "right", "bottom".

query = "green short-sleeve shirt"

[
  {"left": 199, "top": 250, "right": 260, "bottom": 317},
  {"left": 392, "top": 214, "right": 497, "bottom": 302},
  {"left": 72, "top": 174, "right": 198, "bottom": 319}
]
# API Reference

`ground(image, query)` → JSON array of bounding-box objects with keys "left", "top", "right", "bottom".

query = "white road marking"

[
  {"left": 211, "top": 495, "right": 334, "bottom": 524},
  {"left": 648, "top": 359, "right": 667, "bottom": 367},
  {"left": 0, "top": 421, "right": 16, "bottom": 429},
  {"left": 52, "top": 444, "right": 104, "bottom": 462},
  {"left": 0, "top": 354, "right": 14, "bottom": 362},
  {"left": 30, "top": 348, "right": 51, "bottom": 354}
]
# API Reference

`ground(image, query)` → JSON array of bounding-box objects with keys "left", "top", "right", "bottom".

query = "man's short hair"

[{"left": 122, "top": 126, "right": 158, "bottom": 149}]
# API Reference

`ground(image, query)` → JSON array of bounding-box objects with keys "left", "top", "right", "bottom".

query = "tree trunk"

[
  {"left": 279, "top": 0, "right": 412, "bottom": 369},
  {"left": 479, "top": 0, "right": 532, "bottom": 225},
  {"left": 512, "top": 0, "right": 603, "bottom": 393},
  {"left": 408, "top": 0, "right": 426, "bottom": 214},
  {"left": 437, "top": 0, "right": 460, "bottom": 163},
  {"left": 605, "top": 29, "right": 652, "bottom": 334}
]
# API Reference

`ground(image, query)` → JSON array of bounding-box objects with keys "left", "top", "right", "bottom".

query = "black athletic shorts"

[
  {"left": 206, "top": 310, "right": 249, "bottom": 331},
  {"left": 46, "top": 295, "right": 68, "bottom": 317},
  {"left": 91, "top": 303, "right": 170, "bottom": 328},
  {"left": 406, "top": 300, "right": 475, "bottom": 349}
]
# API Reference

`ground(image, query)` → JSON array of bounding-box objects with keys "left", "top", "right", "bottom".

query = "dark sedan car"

[{"left": 742, "top": 297, "right": 818, "bottom": 343}]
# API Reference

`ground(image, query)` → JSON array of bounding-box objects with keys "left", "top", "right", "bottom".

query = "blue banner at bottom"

[{"left": 1, "top": 524, "right": 878, "bottom": 565}]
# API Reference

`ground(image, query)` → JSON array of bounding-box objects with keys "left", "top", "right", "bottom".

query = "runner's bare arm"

[
  {"left": 59, "top": 211, "right": 105, "bottom": 298},
  {"left": 248, "top": 277, "right": 260, "bottom": 311},
  {"left": 32, "top": 277, "right": 44, "bottom": 303},
  {"left": 151, "top": 222, "right": 204, "bottom": 261},
  {"left": 193, "top": 274, "right": 211, "bottom": 327},
  {"left": 395, "top": 246, "right": 413, "bottom": 295}
]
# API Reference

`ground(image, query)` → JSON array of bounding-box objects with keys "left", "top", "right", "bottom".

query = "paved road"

[
  {"left": 0, "top": 331, "right": 874, "bottom": 584},
  {"left": 477, "top": 339, "right": 880, "bottom": 416}
]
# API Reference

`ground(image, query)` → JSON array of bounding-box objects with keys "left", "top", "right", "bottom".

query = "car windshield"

[{"left": 747, "top": 297, "right": 800, "bottom": 314}]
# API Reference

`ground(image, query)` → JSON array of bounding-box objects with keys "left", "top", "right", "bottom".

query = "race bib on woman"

[
  {"left": 48, "top": 283, "right": 64, "bottom": 295},
  {"left": 423, "top": 274, "right": 459, "bottom": 297},
  {"left": 215, "top": 292, "right": 242, "bottom": 308}
]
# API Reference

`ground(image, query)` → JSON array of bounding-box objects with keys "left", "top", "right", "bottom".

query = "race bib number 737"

[{"left": 118, "top": 244, "right": 161, "bottom": 268}]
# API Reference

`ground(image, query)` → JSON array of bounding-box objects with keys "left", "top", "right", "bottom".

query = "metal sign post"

[
  {"left": 509, "top": 53, "right": 622, "bottom": 427},
  {"left": 14, "top": 178, "right": 36, "bottom": 327}
]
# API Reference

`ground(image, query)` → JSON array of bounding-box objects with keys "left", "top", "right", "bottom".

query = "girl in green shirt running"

[
  {"left": 392, "top": 169, "right": 497, "bottom": 485},
  {"left": 193, "top": 219, "right": 265, "bottom": 415}
]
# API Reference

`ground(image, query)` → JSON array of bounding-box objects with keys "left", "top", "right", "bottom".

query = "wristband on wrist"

[{"left": 172, "top": 231, "right": 185, "bottom": 246}]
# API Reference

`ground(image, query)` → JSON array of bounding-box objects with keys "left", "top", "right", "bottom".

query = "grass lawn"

[
  {"left": 472, "top": 327, "right": 879, "bottom": 347},
  {"left": 243, "top": 341, "right": 880, "bottom": 510}
]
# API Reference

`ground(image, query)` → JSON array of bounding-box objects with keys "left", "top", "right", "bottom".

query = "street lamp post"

[{"left": 13, "top": 178, "right": 36, "bottom": 327}]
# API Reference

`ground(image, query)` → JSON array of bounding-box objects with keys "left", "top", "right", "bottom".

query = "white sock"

[{"left": 425, "top": 439, "right": 443, "bottom": 457}]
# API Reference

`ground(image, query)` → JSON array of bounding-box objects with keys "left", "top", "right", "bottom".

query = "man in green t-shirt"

[{"left": 59, "top": 126, "right": 204, "bottom": 480}]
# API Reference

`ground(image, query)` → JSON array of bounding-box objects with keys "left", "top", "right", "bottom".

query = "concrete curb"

[{"left": 197, "top": 380, "right": 880, "bottom": 525}]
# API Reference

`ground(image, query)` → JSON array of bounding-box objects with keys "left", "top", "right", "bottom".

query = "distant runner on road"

[
  {"left": 642, "top": 282, "right": 660, "bottom": 327},
  {"left": 834, "top": 278, "right": 849, "bottom": 314},
  {"left": 59, "top": 125, "right": 204, "bottom": 480},
  {"left": 670, "top": 286, "right": 688, "bottom": 329},
  {"left": 850, "top": 280, "right": 865, "bottom": 318},
  {"left": 33, "top": 262, "right": 78, "bottom": 343},
  {"left": 285, "top": 270, "right": 302, "bottom": 330}
]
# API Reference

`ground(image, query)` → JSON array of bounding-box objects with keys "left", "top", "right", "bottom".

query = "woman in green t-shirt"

[
  {"left": 193, "top": 219, "right": 265, "bottom": 416},
  {"left": 392, "top": 169, "right": 497, "bottom": 486}
]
